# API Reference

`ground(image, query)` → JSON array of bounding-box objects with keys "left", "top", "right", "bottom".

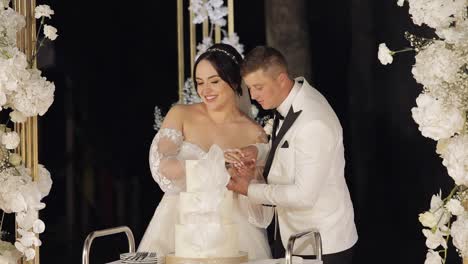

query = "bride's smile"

[{"left": 195, "top": 60, "right": 237, "bottom": 111}]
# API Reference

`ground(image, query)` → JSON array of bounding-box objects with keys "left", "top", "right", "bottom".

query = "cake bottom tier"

[
  {"left": 175, "top": 223, "right": 238, "bottom": 258},
  {"left": 166, "top": 252, "right": 248, "bottom": 264}
]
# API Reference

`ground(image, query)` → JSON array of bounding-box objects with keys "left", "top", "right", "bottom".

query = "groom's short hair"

[{"left": 240, "top": 46, "right": 288, "bottom": 77}]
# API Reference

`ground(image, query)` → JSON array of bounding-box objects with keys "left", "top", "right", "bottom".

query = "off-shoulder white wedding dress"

[{"left": 138, "top": 128, "right": 273, "bottom": 260}]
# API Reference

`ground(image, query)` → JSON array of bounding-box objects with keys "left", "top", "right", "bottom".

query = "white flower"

[
  {"left": 15, "top": 239, "right": 36, "bottom": 261},
  {"left": 412, "top": 41, "right": 465, "bottom": 90},
  {"left": 422, "top": 228, "right": 447, "bottom": 249},
  {"left": 37, "top": 165, "right": 52, "bottom": 198},
  {"left": 411, "top": 93, "right": 465, "bottom": 140},
  {"left": 250, "top": 105, "right": 259, "bottom": 118},
  {"left": 397, "top": 0, "right": 404, "bottom": 6},
  {"left": 19, "top": 182, "right": 44, "bottom": 211},
  {"left": 17, "top": 228, "right": 41, "bottom": 247},
  {"left": 424, "top": 250, "right": 442, "bottom": 264},
  {"left": 195, "top": 37, "right": 213, "bottom": 61},
  {"left": 440, "top": 134, "right": 468, "bottom": 186},
  {"left": 9, "top": 110, "right": 27, "bottom": 123},
  {"left": 419, "top": 211, "right": 438, "bottom": 228},
  {"left": 445, "top": 198, "right": 464, "bottom": 216},
  {"left": 9, "top": 153, "right": 22, "bottom": 166},
  {"left": 222, "top": 32, "right": 244, "bottom": 57},
  {"left": 189, "top": 0, "right": 227, "bottom": 26},
  {"left": 377, "top": 43, "right": 394, "bottom": 65},
  {"left": 430, "top": 191, "right": 443, "bottom": 211},
  {"left": 34, "top": 5, "right": 54, "bottom": 19},
  {"left": 430, "top": 193, "right": 450, "bottom": 226},
  {"left": 206, "top": 0, "right": 228, "bottom": 26},
  {"left": 16, "top": 210, "right": 37, "bottom": 230},
  {"left": 436, "top": 18, "right": 468, "bottom": 44},
  {"left": 1, "top": 131, "right": 20, "bottom": 149},
  {"left": 451, "top": 214, "right": 468, "bottom": 257},
  {"left": 263, "top": 118, "right": 274, "bottom": 136},
  {"left": 407, "top": 0, "right": 466, "bottom": 30},
  {"left": 181, "top": 78, "right": 201, "bottom": 104},
  {"left": 33, "top": 219, "right": 45, "bottom": 234},
  {"left": 0, "top": 240, "right": 21, "bottom": 264},
  {"left": 10, "top": 68, "right": 55, "bottom": 117},
  {"left": 0, "top": 47, "right": 29, "bottom": 98},
  {"left": 1, "top": 191, "right": 27, "bottom": 213},
  {"left": 0, "top": 8, "right": 26, "bottom": 46},
  {"left": 43, "top": 24, "right": 58, "bottom": 40},
  {"left": 24, "top": 248, "right": 36, "bottom": 261},
  {"left": 435, "top": 138, "right": 449, "bottom": 156},
  {"left": 0, "top": 0, "right": 11, "bottom": 10},
  {"left": 189, "top": 0, "right": 208, "bottom": 24}
]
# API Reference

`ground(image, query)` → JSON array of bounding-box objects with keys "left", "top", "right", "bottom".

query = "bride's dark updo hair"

[{"left": 193, "top": 43, "right": 243, "bottom": 96}]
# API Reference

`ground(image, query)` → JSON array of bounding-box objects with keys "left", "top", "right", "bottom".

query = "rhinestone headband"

[{"left": 208, "top": 48, "right": 239, "bottom": 65}]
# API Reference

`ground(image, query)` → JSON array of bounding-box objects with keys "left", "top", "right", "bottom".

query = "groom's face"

[{"left": 243, "top": 69, "right": 282, "bottom": 110}]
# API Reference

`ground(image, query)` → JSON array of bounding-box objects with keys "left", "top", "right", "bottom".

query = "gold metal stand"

[
  {"left": 176, "top": 0, "right": 235, "bottom": 102},
  {"left": 13, "top": 0, "right": 40, "bottom": 263}
]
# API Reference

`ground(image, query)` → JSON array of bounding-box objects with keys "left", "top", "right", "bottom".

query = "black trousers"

[{"left": 270, "top": 223, "right": 355, "bottom": 264}]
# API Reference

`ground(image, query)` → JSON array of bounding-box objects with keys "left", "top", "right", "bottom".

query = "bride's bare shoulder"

[
  {"left": 162, "top": 103, "right": 204, "bottom": 130},
  {"left": 167, "top": 103, "right": 204, "bottom": 116}
]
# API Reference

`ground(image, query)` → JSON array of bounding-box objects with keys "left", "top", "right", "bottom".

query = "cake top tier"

[{"left": 185, "top": 149, "right": 229, "bottom": 192}]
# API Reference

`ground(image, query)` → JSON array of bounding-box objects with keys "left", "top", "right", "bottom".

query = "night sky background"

[{"left": 12, "top": 0, "right": 459, "bottom": 263}]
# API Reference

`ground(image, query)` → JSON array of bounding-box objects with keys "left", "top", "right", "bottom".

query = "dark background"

[{"left": 17, "top": 0, "right": 458, "bottom": 263}]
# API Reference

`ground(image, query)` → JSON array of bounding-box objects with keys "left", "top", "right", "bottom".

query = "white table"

[{"left": 107, "top": 259, "right": 322, "bottom": 264}]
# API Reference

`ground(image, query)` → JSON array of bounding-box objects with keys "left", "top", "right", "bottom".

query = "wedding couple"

[{"left": 138, "top": 43, "right": 358, "bottom": 264}]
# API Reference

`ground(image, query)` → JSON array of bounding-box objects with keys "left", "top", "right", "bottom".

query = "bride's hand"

[
  {"left": 224, "top": 149, "right": 245, "bottom": 165},
  {"left": 225, "top": 145, "right": 258, "bottom": 168}
]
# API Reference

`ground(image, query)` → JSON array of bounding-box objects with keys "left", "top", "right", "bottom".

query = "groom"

[{"left": 227, "top": 46, "right": 358, "bottom": 264}]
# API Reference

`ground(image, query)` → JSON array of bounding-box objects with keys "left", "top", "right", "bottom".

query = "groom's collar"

[{"left": 276, "top": 78, "right": 303, "bottom": 117}]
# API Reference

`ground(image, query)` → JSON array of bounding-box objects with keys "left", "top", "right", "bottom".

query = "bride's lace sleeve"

[
  {"left": 239, "top": 129, "right": 274, "bottom": 228},
  {"left": 149, "top": 128, "right": 186, "bottom": 194}
]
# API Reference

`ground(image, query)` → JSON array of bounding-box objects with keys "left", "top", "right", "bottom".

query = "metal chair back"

[
  {"left": 82, "top": 226, "right": 136, "bottom": 264},
  {"left": 285, "top": 229, "right": 323, "bottom": 264}
]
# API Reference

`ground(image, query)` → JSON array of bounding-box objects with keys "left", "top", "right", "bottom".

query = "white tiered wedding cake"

[{"left": 166, "top": 146, "right": 248, "bottom": 264}]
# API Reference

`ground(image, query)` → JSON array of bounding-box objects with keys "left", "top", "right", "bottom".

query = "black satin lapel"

[
  {"left": 262, "top": 106, "right": 302, "bottom": 181},
  {"left": 272, "top": 107, "right": 302, "bottom": 148}
]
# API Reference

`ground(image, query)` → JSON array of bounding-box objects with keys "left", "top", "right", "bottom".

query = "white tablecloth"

[{"left": 107, "top": 259, "right": 322, "bottom": 264}]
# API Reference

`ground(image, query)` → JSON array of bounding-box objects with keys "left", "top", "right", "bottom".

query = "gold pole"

[
  {"left": 228, "top": 0, "right": 234, "bottom": 36},
  {"left": 177, "top": 0, "right": 184, "bottom": 101},
  {"left": 189, "top": 9, "right": 196, "bottom": 79},
  {"left": 215, "top": 25, "right": 221, "bottom": 43},
  {"left": 13, "top": 0, "right": 39, "bottom": 263},
  {"left": 203, "top": 21, "right": 209, "bottom": 38}
]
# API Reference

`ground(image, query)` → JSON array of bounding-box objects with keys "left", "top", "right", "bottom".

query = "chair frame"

[
  {"left": 285, "top": 229, "right": 323, "bottom": 264},
  {"left": 82, "top": 226, "right": 136, "bottom": 264}
]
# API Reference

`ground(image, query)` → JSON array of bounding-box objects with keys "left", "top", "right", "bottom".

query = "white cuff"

[{"left": 248, "top": 183, "right": 270, "bottom": 205}]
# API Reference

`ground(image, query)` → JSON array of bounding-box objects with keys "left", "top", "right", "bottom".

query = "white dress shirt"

[{"left": 275, "top": 79, "right": 301, "bottom": 132}]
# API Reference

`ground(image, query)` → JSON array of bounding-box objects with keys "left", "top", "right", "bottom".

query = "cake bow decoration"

[
  {"left": 179, "top": 145, "right": 231, "bottom": 252},
  {"left": 188, "top": 144, "right": 230, "bottom": 192}
]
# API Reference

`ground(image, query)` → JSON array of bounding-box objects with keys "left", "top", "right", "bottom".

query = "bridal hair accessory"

[{"left": 208, "top": 48, "right": 239, "bottom": 65}]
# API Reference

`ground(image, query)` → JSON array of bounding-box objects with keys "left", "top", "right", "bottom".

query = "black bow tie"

[{"left": 273, "top": 110, "right": 284, "bottom": 120}]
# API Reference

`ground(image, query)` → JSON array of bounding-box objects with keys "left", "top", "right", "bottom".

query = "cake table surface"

[{"left": 107, "top": 258, "right": 322, "bottom": 264}]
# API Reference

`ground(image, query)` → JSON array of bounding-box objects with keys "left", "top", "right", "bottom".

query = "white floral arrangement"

[
  {"left": 378, "top": 0, "right": 467, "bottom": 263},
  {"left": 190, "top": 0, "right": 244, "bottom": 60},
  {"left": 0, "top": 0, "right": 56, "bottom": 262}
]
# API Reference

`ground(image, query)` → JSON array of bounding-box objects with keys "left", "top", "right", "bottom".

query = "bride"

[{"left": 138, "top": 43, "right": 272, "bottom": 260}]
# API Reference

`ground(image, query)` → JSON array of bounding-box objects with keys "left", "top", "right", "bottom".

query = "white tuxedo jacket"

[{"left": 249, "top": 77, "right": 358, "bottom": 255}]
